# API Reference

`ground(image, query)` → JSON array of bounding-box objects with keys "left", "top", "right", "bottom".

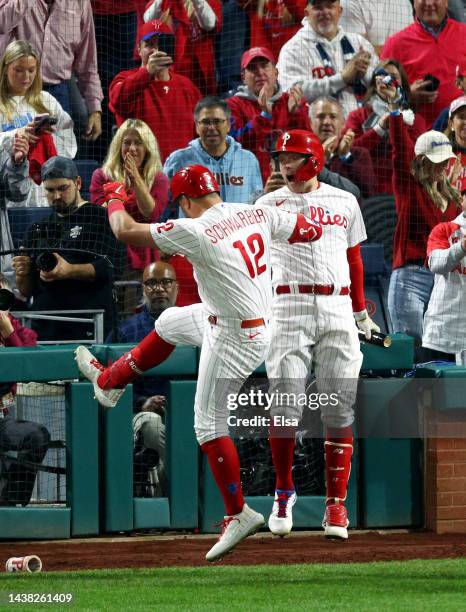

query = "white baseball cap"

[
  {"left": 414, "top": 130, "right": 456, "bottom": 163},
  {"left": 449, "top": 95, "right": 466, "bottom": 118}
]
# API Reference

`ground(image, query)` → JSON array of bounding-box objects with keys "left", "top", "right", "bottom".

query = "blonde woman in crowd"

[
  {"left": 90, "top": 119, "right": 169, "bottom": 311},
  {"left": 0, "top": 40, "right": 76, "bottom": 206}
]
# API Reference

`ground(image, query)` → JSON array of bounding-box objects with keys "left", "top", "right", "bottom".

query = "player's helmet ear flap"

[
  {"left": 170, "top": 164, "right": 220, "bottom": 201},
  {"left": 273, "top": 129, "right": 325, "bottom": 182}
]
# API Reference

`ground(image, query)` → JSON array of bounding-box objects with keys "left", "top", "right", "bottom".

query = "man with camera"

[
  {"left": 11, "top": 156, "right": 125, "bottom": 341},
  {"left": 276, "top": 0, "right": 379, "bottom": 118},
  {"left": 381, "top": 0, "right": 466, "bottom": 128}
]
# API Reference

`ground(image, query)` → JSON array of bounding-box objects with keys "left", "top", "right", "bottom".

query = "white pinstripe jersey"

[
  {"left": 255, "top": 183, "right": 366, "bottom": 287},
  {"left": 149, "top": 202, "right": 296, "bottom": 318}
]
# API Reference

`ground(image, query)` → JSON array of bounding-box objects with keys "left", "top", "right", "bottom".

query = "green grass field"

[{"left": 0, "top": 559, "right": 465, "bottom": 611}]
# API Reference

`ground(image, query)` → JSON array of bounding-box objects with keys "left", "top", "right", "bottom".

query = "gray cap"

[{"left": 41, "top": 156, "right": 79, "bottom": 181}]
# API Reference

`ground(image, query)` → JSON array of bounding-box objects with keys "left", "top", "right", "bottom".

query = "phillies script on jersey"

[{"left": 308, "top": 204, "right": 349, "bottom": 228}]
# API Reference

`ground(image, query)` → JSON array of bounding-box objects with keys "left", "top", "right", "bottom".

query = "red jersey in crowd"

[
  {"left": 227, "top": 86, "right": 311, "bottom": 182},
  {"left": 238, "top": 0, "right": 307, "bottom": 61},
  {"left": 145, "top": 0, "right": 222, "bottom": 95},
  {"left": 344, "top": 106, "right": 426, "bottom": 194},
  {"left": 389, "top": 113, "right": 458, "bottom": 269},
  {"left": 109, "top": 67, "right": 201, "bottom": 162},
  {"left": 381, "top": 18, "right": 466, "bottom": 128}
]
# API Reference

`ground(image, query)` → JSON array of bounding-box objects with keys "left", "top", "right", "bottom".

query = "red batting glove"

[{"left": 102, "top": 181, "right": 129, "bottom": 205}]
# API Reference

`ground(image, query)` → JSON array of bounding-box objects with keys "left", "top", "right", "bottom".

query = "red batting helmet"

[
  {"left": 170, "top": 165, "right": 220, "bottom": 201},
  {"left": 273, "top": 130, "right": 325, "bottom": 182}
]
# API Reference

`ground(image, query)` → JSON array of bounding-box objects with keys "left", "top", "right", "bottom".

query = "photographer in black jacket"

[{"left": 12, "top": 157, "right": 126, "bottom": 341}]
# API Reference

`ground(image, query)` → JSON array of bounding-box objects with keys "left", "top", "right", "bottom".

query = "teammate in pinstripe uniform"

[
  {"left": 75, "top": 164, "right": 322, "bottom": 561},
  {"left": 255, "top": 130, "right": 379, "bottom": 540}
]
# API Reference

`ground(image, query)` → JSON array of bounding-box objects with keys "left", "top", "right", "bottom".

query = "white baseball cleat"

[
  {"left": 322, "top": 503, "right": 349, "bottom": 540},
  {"left": 268, "top": 490, "right": 297, "bottom": 537},
  {"left": 75, "top": 346, "right": 125, "bottom": 409},
  {"left": 205, "top": 504, "right": 265, "bottom": 562}
]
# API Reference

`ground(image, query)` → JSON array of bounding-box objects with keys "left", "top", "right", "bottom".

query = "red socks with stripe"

[
  {"left": 97, "top": 330, "right": 175, "bottom": 390},
  {"left": 269, "top": 426, "right": 296, "bottom": 491},
  {"left": 325, "top": 425, "right": 353, "bottom": 505},
  {"left": 201, "top": 436, "right": 244, "bottom": 516}
]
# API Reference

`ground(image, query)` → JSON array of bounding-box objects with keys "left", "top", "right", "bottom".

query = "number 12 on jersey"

[{"left": 233, "top": 233, "right": 266, "bottom": 279}]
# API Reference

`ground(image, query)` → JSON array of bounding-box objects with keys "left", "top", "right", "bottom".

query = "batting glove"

[
  {"left": 102, "top": 181, "right": 129, "bottom": 205},
  {"left": 354, "top": 309, "right": 380, "bottom": 340}
]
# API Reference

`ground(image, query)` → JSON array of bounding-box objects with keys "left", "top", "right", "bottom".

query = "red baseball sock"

[
  {"left": 269, "top": 426, "right": 296, "bottom": 491},
  {"left": 201, "top": 436, "right": 244, "bottom": 516},
  {"left": 325, "top": 425, "right": 353, "bottom": 505},
  {"left": 97, "top": 330, "right": 175, "bottom": 390}
]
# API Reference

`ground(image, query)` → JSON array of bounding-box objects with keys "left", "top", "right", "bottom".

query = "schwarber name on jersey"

[
  {"left": 149, "top": 202, "right": 296, "bottom": 319},
  {"left": 255, "top": 183, "right": 366, "bottom": 287}
]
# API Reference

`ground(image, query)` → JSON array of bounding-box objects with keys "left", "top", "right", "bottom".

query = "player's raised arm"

[{"left": 103, "top": 182, "right": 155, "bottom": 247}]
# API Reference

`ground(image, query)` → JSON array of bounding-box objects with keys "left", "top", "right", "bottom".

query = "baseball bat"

[{"left": 358, "top": 330, "right": 392, "bottom": 348}]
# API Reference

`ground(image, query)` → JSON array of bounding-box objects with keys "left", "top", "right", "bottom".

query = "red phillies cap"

[
  {"left": 138, "top": 19, "right": 173, "bottom": 42},
  {"left": 241, "top": 47, "right": 275, "bottom": 71}
]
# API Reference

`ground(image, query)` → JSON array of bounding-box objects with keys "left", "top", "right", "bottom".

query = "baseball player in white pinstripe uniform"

[
  {"left": 255, "top": 130, "right": 379, "bottom": 540},
  {"left": 75, "top": 164, "right": 322, "bottom": 562}
]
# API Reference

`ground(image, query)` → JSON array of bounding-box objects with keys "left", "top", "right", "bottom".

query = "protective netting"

[{"left": 0, "top": 382, "right": 66, "bottom": 507}]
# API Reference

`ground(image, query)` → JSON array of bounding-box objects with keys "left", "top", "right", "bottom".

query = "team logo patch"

[
  {"left": 281, "top": 132, "right": 291, "bottom": 150},
  {"left": 69, "top": 225, "right": 82, "bottom": 239},
  {"left": 365, "top": 299, "right": 376, "bottom": 317}
]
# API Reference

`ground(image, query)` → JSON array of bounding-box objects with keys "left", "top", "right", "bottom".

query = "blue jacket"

[{"left": 163, "top": 136, "right": 263, "bottom": 211}]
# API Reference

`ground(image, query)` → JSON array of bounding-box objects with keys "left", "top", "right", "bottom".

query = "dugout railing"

[{"left": 0, "top": 336, "right": 430, "bottom": 539}]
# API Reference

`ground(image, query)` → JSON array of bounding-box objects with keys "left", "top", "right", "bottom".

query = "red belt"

[
  {"left": 276, "top": 284, "right": 350, "bottom": 296},
  {"left": 208, "top": 315, "right": 265, "bottom": 328}
]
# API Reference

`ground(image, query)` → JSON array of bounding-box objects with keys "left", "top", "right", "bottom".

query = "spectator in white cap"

[{"left": 386, "top": 82, "right": 462, "bottom": 357}]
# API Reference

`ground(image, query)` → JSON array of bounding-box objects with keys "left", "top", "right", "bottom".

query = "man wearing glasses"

[
  {"left": 163, "top": 96, "right": 263, "bottom": 214},
  {"left": 106, "top": 261, "right": 178, "bottom": 498},
  {"left": 11, "top": 156, "right": 126, "bottom": 341}
]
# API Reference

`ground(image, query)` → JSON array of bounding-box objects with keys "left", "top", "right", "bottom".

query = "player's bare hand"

[
  {"left": 410, "top": 79, "right": 438, "bottom": 105},
  {"left": 354, "top": 309, "right": 380, "bottom": 340},
  {"left": 0, "top": 310, "right": 14, "bottom": 338},
  {"left": 264, "top": 171, "right": 285, "bottom": 193},
  {"left": 338, "top": 129, "right": 355, "bottom": 156},
  {"left": 12, "top": 255, "right": 32, "bottom": 278},
  {"left": 147, "top": 50, "right": 173, "bottom": 76},
  {"left": 287, "top": 85, "right": 304, "bottom": 114},
  {"left": 39, "top": 253, "right": 71, "bottom": 282}
]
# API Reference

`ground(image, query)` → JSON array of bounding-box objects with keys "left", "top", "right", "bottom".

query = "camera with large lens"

[
  {"left": 0, "top": 288, "right": 15, "bottom": 311},
  {"left": 36, "top": 251, "right": 58, "bottom": 272}
]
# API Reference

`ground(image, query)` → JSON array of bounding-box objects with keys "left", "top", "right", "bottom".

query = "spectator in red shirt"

[
  {"left": 309, "top": 96, "right": 376, "bottom": 198},
  {"left": 344, "top": 59, "right": 426, "bottom": 194},
  {"left": 143, "top": 0, "right": 222, "bottom": 95},
  {"left": 237, "top": 1, "right": 307, "bottom": 61},
  {"left": 109, "top": 19, "right": 201, "bottom": 162},
  {"left": 385, "top": 80, "right": 461, "bottom": 355},
  {"left": 381, "top": 0, "right": 466, "bottom": 128},
  {"left": 227, "top": 46, "right": 312, "bottom": 182}
]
